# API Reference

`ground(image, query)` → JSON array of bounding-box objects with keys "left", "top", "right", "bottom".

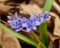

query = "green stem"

[
  {"left": 39, "top": 22, "right": 48, "bottom": 47},
  {"left": 31, "top": 30, "right": 46, "bottom": 48},
  {"left": 0, "top": 23, "right": 37, "bottom": 46},
  {"left": 31, "top": 30, "right": 40, "bottom": 42}
]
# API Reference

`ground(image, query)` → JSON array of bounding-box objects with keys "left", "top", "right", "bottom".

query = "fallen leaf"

[{"left": 0, "top": 27, "right": 21, "bottom": 48}]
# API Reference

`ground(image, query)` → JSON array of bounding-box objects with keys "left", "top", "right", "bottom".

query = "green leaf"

[
  {"left": 31, "top": 30, "right": 46, "bottom": 48},
  {"left": 31, "top": 30, "right": 40, "bottom": 42},
  {"left": 0, "top": 23, "right": 37, "bottom": 46},
  {"left": 39, "top": 0, "right": 54, "bottom": 48},
  {"left": 39, "top": 22, "right": 48, "bottom": 47},
  {"left": 43, "top": 0, "right": 54, "bottom": 12}
]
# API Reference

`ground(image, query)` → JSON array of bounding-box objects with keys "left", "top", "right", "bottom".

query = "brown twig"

[{"left": 0, "top": 20, "right": 10, "bottom": 26}]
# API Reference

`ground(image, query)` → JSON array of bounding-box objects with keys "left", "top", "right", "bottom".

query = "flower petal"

[
  {"left": 14, "top": 12, "right": 18, "bottom": 17},
  {"left": 26, "top": 28, "right": 31, "bottom": 32},
  {"left": 35, "top": 21, "right": 41, "bottom": 26},
  {"left": 7, "top": 16, "right": 12, "bottom": 20},
  {"left": 22, "top": 23, "right": 28, "bottom": 27},
  {"left": 32, "top": 26, "right": 37, "bottom": 30}
]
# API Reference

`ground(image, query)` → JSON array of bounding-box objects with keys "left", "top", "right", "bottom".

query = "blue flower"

[
  {"left": 34, "top": 14, "right": 44, "bottom": 26},
  {"left": 42, "top": 11, "right": 51, "bottom": 20},
  {"left": 7, "top": 12, "right": 23, "bottom": 32},
  {"left": 26, "top": 15, "right": 37, "bottom": 32},
  {"left": 21, "top": 17, "right": 29, "bottom": 28},
  {"left": 7, "top": 12, "right": 51, "bottom": 32}
]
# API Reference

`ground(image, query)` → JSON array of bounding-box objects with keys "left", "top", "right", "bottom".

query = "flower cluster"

[{"left": 7, "top": 12, "right": 51, "bottom": 32}]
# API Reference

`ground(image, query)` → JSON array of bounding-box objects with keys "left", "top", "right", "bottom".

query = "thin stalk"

[
  {"left": 31, "top": 30, "right": 40, "bottom": 42},
  {"left": 31, "top": 30, "right": 46, "bottom": 48}
]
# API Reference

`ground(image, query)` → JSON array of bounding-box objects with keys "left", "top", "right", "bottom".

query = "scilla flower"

[
  {"left": 42, "top": 11, "right": 51, "bottom": 20},
  {"left": 22, "top": 17, "right": 29, "bottom": 28},
  {"left": 34, "top": 14, "right": 44, "bottom": 26},
  {"left": 26, "top": 15, "right": 37, "bottom": 32},
  {"left": 7, "top": 12, "right": 51, "bottom": 32},
  {"left": 7, "top": 12, "right": 23, "bottom": 32}
]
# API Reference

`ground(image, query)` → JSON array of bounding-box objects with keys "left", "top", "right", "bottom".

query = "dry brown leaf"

[
  {"left": 59, "top": 39, "right": 60, "bottom": 48},
  {"left": 48, "top": 41, "right": 54, "bottom": 48},
  {"left": 48, "top": 32, "right": 59, "bottom": 41},
  {"left": 0, "top": 3, "right": 13, "bottom": 14},
  {"left": 53, "top": 1, "right": 60, "bottom": 13},
  {"left": 59, "top": 0, "right": 60, "bottom": 3},
  {"left": 0, "top": 0, "right": 6, "bottom": 2},
  {"left": 0, "top": 28, "right": 21, "bottom": 48},
  {"left": 50, "top": 12, "right": 60, "bottom": 37},
  {"left": 20, "top": 4, "right": 42, "bottom": 15}
]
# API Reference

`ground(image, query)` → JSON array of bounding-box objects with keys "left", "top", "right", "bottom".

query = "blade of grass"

[
  {"left": 31, "top": 30, "right": 40, "bottom": 42},
  {"left": 39, "top": 0, "right": 54, "bottom": 48},
  {"left": 43, "top": 0, "right": 54, "bottom": 12},
  {"left": 31, "top": 30, "right": 46, "bottom": 48},
  {"left": 0, "top": 23, "right": 37, "bottom": 46},
  {"left": 39, "top": 22, "right": 48, "bottom": 47}
]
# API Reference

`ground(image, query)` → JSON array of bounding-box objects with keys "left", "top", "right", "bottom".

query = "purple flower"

[
  {"left": 42, "top": 11, "right": 51, "bottom": 20},
  {"left": 21, "top": 17, "right": 29, "bottom": 28},
  {"left": 34, "top": 14, "right": 44, "bottom": 26},
  {"left": 7, "top": 12, "right": 51, "bottom": 32},
  {"left": 26, "top": 15, "right": 37, "bottom": 32},
  {"left": 7, "top": 12, "right": 23, "bottom": 32}
]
